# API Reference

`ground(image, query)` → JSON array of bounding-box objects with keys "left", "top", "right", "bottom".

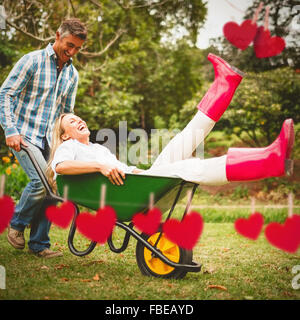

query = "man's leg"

[
  {"left": 27, "top": 140, "right": 56, "bottom": 253},
  {"left": 10, "top": 140, "right": 51, "bottom": 252}
]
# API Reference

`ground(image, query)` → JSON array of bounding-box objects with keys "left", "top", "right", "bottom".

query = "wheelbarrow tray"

[
  {"left": 56, "top": 173, "right": 182, "bottom": 221},
  {"left": 20, "top": 145, "right": 202, "bottom": 277}
]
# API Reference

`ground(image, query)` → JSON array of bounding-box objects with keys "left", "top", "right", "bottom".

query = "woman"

[{"left": 47, "top": 54, "right": 294, "bottom": 189}]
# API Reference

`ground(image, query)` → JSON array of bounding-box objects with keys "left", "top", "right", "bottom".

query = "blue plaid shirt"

[{"left": 0, "top": 43, "right": 78, "bottom": 149}]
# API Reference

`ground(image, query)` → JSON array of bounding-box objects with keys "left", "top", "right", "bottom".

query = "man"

[{"left": 0, "top": 18, "right": 87, "bottom": 258}]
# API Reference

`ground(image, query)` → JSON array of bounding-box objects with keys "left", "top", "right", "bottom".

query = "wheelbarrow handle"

[{"left": 19, "top": 145, "right": 63, "bottom": 202}]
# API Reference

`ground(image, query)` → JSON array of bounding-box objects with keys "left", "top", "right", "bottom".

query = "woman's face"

[{"left": 61, "top": 114, "right": 90, "bottom": 143}]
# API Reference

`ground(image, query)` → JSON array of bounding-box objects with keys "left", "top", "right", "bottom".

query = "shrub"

[{"left": 0, "top": 153, "right": 29, "bottom": 201}]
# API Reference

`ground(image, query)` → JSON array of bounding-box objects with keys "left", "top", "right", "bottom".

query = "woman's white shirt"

[
  {"left": 51, "top": 139, "right": 228, "bottom": 186},
  {"left": 51, "top": 139, "right": 136, "bottom": 179}
]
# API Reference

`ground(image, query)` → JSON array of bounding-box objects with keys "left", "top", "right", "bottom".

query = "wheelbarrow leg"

[{"left": 68, "top": 203, "right": 97, "bottom": 256}]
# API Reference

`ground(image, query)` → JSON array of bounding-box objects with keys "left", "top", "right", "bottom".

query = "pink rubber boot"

[
  {"left": 197, "top": 53, "right": 245, "bottom": 122},
  {"left": 226, "top": 119, "right": 294, "bottom": 181}
]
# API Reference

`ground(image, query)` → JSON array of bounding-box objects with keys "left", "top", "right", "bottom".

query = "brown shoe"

[
  {"left": 29, "top": 248, "right": 63, "bottom": 258},
  {"left": 7, "top": 226, "right": 25, "bottom": 249}
]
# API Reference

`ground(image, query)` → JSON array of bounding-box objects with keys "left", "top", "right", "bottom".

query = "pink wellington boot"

[
  {"left": 226, "top": 119, "right": 294, "bottom": 181},
  {"left": 197, "top": 53, "right": 245, "bottom": 122}
]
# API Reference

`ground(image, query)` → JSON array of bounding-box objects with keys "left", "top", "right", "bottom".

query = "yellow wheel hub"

[{"left": 144, "top": 232, "right": 180, "bottom": 275}]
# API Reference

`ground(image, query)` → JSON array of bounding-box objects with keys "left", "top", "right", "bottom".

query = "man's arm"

[{"left": 0, "top": 54, "right": 35, "bottom": 151}]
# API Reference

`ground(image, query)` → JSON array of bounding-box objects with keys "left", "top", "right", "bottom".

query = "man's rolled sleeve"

[
  {"left": 0, "top": 54, "right": 35, "bottom": 136},
  {"left": 4, "top": 127, "right": 20, "bottom": 138}
]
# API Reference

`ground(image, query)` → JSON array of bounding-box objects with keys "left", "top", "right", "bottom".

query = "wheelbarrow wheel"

[{"left": 135, "top": 232, "right": 192, "bottom": 279}]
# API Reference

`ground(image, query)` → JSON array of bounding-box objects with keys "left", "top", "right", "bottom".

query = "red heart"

[
  {"left": 290, "top": 214, "right": 300, "bottom": 244},
  {"left": 254, "top": 26, "right": 285, "bottom": 58},
  {"left": 265, "top": 215, "right": 300, "bottom": 253},
  {"left": 234, "top": 212, "right": 264, "bottom": 240},
  {"left": 132, "top": 208, "right": 162, "bottom": 235},
  {"left": 46, "top": 201, "right": 76, "bottom": 229},
  {"left": 162, "top": 212, "right": 203, "bottom": 250},
  {"left": 223, "top": 20, "right": 257, "bottom": 50},
  {"left": 76, "top": 206, "right": 117, "bottom": 244},
  {"left": 0, "top": 195, "right": 15, "bottom": 234}
]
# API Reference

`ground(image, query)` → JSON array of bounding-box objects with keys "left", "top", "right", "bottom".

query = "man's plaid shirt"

[{"left": 0, "top": 43, "right": 78, "bottom": 149}]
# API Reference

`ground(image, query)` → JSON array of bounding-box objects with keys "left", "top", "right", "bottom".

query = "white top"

[
  {"left": 51, "top": 139, "right": 136, "bottom": 179},
  {"left": 51, "top": 138, "right": 228, "bottom": 186}
]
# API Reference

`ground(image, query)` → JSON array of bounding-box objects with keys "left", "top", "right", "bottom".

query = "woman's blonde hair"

[{"left": 46, "top": 113, "right": 72, "bottom": 192}]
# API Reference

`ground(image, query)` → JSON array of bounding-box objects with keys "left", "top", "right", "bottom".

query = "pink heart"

[
  {"left": 76, "top": 206, "right": 117, "bottom": 244},
  {"left": 0, "top": 195, "right": 15, "bottom": 234},
  {"left": 46, "top": 201, "right": 76, "bottom": 229},
  {"left": 254, "top": 26, "right": 285, "bottom": 58},
  {"left": 265, "top": 215, "right": 300, "bottom": 253},
  {"left": 223, "top": 20, "right": 257, "bottom": 50},
  {"left": 132, "top": 207, "right": 162, "bottom": 235},
  {"left": 163, "top": 212, "right": 203, "bottom": 250},
  {"left": 234, "top": 212, "right": 264, "bottom": 240}
]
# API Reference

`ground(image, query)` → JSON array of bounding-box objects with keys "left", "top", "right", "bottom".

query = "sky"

[{"left": 197, "top": 0, "right": 254, "bottom": 48}]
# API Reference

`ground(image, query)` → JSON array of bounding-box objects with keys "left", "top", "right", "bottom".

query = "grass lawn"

[{"left": 0, "top": 214, "right": 300, "bottom": 300}]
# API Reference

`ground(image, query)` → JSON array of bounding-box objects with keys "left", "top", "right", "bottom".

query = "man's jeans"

[{"left": 10, "top": 139, "right": 53, "bottom": 253}]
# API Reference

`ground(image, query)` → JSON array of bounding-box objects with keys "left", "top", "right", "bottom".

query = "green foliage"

[
  {"left": 0, "top": 155, "right": 29, "bottom": 200},
  {"left": 232, "top": 186, "right": 249, "bottom": 200},
  {"left": 75, "top": 40, "right": 205, "bottom": 131},
  {"left": 205, "top": 0, "right": 300, "bottom": 71},
  {"left": 3, "top": 165, "right": 29, "bottom": 200},
  {"left": 0, "top": 0, "right": 208, "bottom": 156},
  {"left": 0, "top": 41, "right": 18, "bottom": 85},
  {"left": 0, "top": 1, "right": 298, "bottom": 202},
  {"left": 221, "top": 67, "right": 300, "bottom": 146}
]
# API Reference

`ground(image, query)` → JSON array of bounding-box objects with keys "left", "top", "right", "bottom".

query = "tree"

[
  {"left": 0, "top": 0, "right": 207, "bottom": 134},
  {"left": 221, "top": 67, "right": 300, "bottom": 147},
  {"left": 176, "top": 0, "right": 300, "bottom": 154},
  {"left": 201, "top": 0, "right": 299, "bottom": 73},
  {"left": 244, "top": 0, "right": 300, "bottom": 70}
]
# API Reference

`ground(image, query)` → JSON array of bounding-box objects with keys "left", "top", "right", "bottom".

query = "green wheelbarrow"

[{"left": 22, "top": 145, "right": 202, "bottom": 279}]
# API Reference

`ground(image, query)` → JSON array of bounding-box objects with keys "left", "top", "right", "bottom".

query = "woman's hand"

[
  {"left": 55, "top": 161, "right": 125, "bottom": 185},
  {"left": 132, "top": 168, "right": 144, "bottom": 174},
  {"left": 99, "top": 164, "right": 125, "bottom": 185}
]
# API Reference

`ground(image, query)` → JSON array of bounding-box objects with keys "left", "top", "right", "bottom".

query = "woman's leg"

[
  {"left": 226, "top": 119, "right": 294, "bottom": 181},
  {"left": 146, "top": 155, "right": 229, "bottom": 186},
  {"left": 152, "top": 111, "right": 214, "bottom": 166},
  {"left": 146, "top": 119, "right": 294, "bottom": 185},
  {"left": 152, "top": 53, "right": 244, "bottom": 167}
]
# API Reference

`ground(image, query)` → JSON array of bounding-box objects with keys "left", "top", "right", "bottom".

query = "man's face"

[{"left": 54, "top": 32, "right": 85, "bottom": 64}]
